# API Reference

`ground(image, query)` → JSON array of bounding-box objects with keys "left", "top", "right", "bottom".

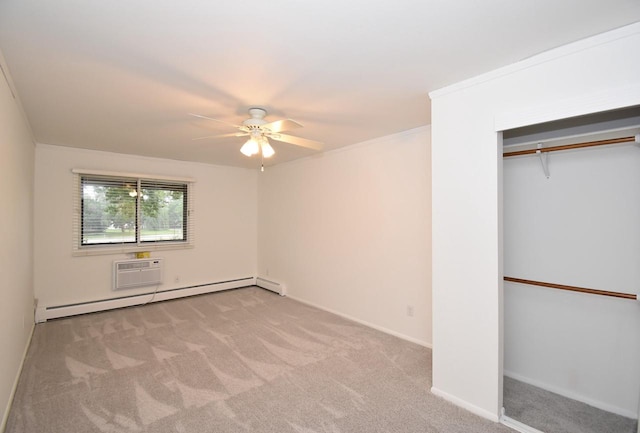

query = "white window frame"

[{"left": 72, "top": 169, "right": 195, "bottom": 256}]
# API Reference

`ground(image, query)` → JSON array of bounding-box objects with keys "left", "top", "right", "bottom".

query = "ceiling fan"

[{"left": 189, "top": 108, "right": 323, "bottom": 166}]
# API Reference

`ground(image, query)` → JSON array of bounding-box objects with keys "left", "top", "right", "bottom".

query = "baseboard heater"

[
  {"left": 256, "top": 277, "right": 286, "bottom": 296},
  {"left": 35, "top": 277, "right": 256, "bottom": 322}
]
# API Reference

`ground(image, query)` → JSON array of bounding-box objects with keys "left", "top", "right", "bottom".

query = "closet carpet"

[
  {"left": 6, "top": 286, "right": 514, "bottom": 433},
  {"left": 503, "top": 376, "right": 637, "bottom": 433}
]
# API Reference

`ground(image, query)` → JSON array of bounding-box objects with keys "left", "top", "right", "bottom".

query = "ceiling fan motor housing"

[{"left": 243, "top": 108, "right": 268, "bottom": 130}]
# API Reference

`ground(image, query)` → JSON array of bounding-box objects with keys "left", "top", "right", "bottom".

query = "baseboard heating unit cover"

[
  {"left": 35, "top": 277, "right": 255, "bottom": 322},
  {"left": 256, "top": 277, "right": 286, "bottom": 296}
]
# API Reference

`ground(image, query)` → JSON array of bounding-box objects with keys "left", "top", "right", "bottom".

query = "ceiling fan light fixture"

[
  {"left": 240, "top": 138, "right": 260, "bottom": 156},
  {"left": 261, "top": 140, "right": 275, "bottom": 158}
]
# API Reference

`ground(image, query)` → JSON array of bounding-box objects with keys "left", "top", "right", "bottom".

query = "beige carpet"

[{"left": 7, "top": 286, "right": 513, "bottom": 433}]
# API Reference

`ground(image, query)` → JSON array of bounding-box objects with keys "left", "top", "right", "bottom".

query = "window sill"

[{"left": 72, "top": 242, "right": 194, "bottom": 257}]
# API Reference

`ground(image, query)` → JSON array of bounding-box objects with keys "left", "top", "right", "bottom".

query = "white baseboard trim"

[
  {"left": 35, "top": 277, "right": 256, "bottom": 322},
  {"left": 255, "top": 277, "right": 286, "bottom": 296},
  {"left": 500, "top": 412, "right": 546, "bottom": 433},
  {"left": 430, "top": 387, "right": 501, "bottom": 422},
  {"left": 504, "top": 370, "right": 638, "bottom": 420},
  {"left": 1, "top": 321, "right": 35, "bottom": 432},
  {"left": 285, "top": 294, "right": 432, "bottom": 349}
]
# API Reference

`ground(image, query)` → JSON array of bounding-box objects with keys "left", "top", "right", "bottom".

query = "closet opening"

[{"left": 500, "top": 105, "right": 640, "bottom": 433}]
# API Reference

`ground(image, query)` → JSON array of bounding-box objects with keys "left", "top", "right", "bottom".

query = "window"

[{"left": 74, "top": 171, "right": 193, "bottom": 252}]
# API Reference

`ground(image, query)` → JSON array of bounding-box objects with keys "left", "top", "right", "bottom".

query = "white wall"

[
  {"left": 504, "top": 144, "right": 640, "bottom": 417},
  {"left": 257, "top": 127, "right": 432, "bottom": 346},
  {"left": 430, "top": 23, "right": 640, "bottom": 420},
  {"left": 34, "top": 144, "right": 258, "bottom": 309},
  {"left": 0, "top": 52, "right": 35, "bottom": 427}
]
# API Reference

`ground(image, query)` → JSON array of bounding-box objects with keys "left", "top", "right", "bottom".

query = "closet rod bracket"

[{"left": 536, "top": 143, "right": 550, "bottom": 178}]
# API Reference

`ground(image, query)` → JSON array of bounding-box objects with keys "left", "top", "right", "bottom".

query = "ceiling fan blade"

[
  {"left": 262, "top": 119, "right": 303, "bottom": 133},
  {"left": 188, "top": 113, "right": 243, "bottom": 129},
  {"left": 270, "top": 133, "right": 323, "bottom": 151},
  {"left": 192, "top": 132, "right": 248, "bottom": 141}
]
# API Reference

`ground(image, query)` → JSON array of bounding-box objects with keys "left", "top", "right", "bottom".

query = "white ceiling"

[{"left": 1, "top": 1, "right": 639, "bottom": 170}]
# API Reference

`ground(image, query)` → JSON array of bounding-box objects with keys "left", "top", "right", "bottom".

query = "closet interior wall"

[{"left": 502, "top": 107, "right": 640, "bottom": 420}]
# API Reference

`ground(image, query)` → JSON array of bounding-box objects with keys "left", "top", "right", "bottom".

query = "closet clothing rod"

[
  {"left": 503, "top": 136, "right": 637, "bottom": 157},
  {"left": 504, "top": 276, "right": 637, "bottom": 300}
]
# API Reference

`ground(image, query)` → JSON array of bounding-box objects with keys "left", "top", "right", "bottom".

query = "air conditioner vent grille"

[
  {"left": 118, "top": 261, "right": 151, "bottom": 271},
  {"left": 113, "top": 259, "right": 163, "bottom": 290}
]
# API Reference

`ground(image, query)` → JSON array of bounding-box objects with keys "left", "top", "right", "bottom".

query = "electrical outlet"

[
  {"left": 266, "top": 268, "right": 270, "bottom": 277},
  {"left": 174, "top": 276, "right": 180, "bottom": 284},
  {"left": 406, "top": 305, "right": 414, "bottom": 317}
]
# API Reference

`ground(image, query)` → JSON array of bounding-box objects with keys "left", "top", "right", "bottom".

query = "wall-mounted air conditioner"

[{"left": 113, "top": 258, "right": 163, "bottom": 290}]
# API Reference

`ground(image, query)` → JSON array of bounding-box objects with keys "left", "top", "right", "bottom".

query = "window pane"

[
  {"left": 140, "top": 181, "right": 186, "bottom": 243},
  {"left": 81, "top": 177, "right": 137, "bottom": 245}
]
